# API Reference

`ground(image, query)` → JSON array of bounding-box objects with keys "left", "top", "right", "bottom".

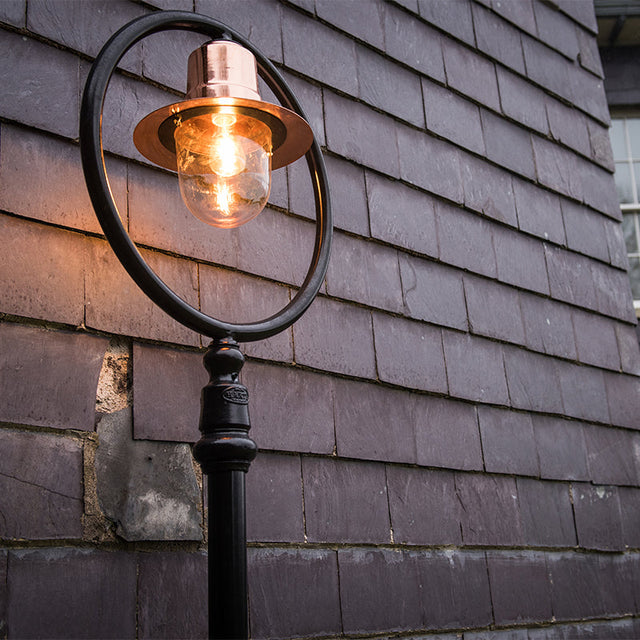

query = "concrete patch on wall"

[
  {"left": 95, "top": 337, "right": 131, "bottom": 414},
  {"left": 95, "top": 408, "right": 202, "bottom": 541}
]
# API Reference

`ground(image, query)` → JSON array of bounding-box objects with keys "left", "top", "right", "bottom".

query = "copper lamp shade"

[{"left": 133, "top": 40, "right": 314, "bottom": 172}]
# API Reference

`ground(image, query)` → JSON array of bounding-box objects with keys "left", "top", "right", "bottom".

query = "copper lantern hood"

[{"left": 133, "top": 40, "right": 314, "bottom": 172}]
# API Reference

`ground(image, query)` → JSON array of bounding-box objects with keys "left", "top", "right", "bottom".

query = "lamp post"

[{"left": 79, "top": 11, "right": 332, "bottom": 639}]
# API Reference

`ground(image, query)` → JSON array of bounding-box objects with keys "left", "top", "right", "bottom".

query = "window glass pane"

[
  {"left": 623, "top": 213, "right": 639, "bottom": 254},
  {"left": 615, "top": 162, "right": 634, "bottom": 204},
  {"left": 628, "top": 118, "right": 640, "bottom": 159},
  {"left": 610, "top": 119, "right": 627, "bottom": 160},
  {"left": 629, "top": 257, "right": 640, "bottom": 300},
  {"left": 635, "top": 161, "right": 640, "bottom": 203}
]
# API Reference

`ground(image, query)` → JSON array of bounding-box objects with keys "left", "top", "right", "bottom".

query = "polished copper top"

[{"left": 186, "top": 41, "right": 261, "bottom": 101}]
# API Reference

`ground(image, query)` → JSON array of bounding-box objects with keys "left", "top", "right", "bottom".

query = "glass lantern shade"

[{"left": 174, "top": 112, "right": 272, "bottom": 228}]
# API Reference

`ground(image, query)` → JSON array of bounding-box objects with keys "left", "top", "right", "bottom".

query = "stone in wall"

[{"left": 95, "top": 408, "right": 202, "bottom": 541}]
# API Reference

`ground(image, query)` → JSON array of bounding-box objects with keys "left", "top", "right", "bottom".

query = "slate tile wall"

[{"left": 1, "top": 0, "right": 639, "bottom": 638}]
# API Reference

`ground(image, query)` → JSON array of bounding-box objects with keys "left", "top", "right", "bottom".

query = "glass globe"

[{"left": 174, "top": 112, "right": 272, "bottom": 228}]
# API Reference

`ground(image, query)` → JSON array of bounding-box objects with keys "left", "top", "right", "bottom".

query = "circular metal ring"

[{"left": 80, "top": 11, "right": 332, "bottom": 342}]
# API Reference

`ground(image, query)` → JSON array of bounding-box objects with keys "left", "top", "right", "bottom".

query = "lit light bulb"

[
  {"left": 208, "top": 114, "right": 246, "bottom": 178},
  {"left": 174, "top": 112, "right": 272, "bottom": 228}
]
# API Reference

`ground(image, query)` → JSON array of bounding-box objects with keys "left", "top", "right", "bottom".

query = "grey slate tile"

[
  {"left": 561, "top": 199, "right": 610, "bottom": 263},
  {"left": 464, "top": 274, "right": 526, "bottom": 345},
  {"left": 247, "top": 453, "right": 304, "bottom": 543},
  {"left": 234, "top": 208, "right": 316, "bottom": 288},
  {"left": 0, "top": 32, "right": 79, "bottom": 139},
  {"left": 0, "top": 216, "right": 86, "bottom": 327},
  {"left": 583, "top": 424, "right": 640, "bottom": 486},
  {"left": 442, "top": 39, "right": 500, "bottom": 111},
  {"left": 248, "top": 548, "right": 341, "bottom": 639},
  {"left": 339, "top": 549, "right": 423, "bottom": 634},
  {"left": 532, "top": 0, "right": 579, "bottom": 60},
  {"left": 443, "top": 331, "right": 509, "bottom": 405},
  {"left": 0, "top": 550, "right": 5, "bottom": 638},
  {"left": 532, "top": 136, "right": 583, "bottom": 201},
  {"left": 334, "top": 378, "right": 417, "bottom": 464},
  {"left": 491, "top": 0, "right": 537, "bottom": 35},
  {"left": 591, "top": 260, "right": 636, "bottom": 322},
  {"left": 486, "top": 551, "right": 553, "bottom": 625},
  {"left": 367, "top": 172, "right": 439, "bottom": 257},
  {"left": 316, "top": 0, "right": 385, "bottom": 49},
  {"left": 522, "top": 36, "right": 573, "bottom": 102},
  {"left": 520, "top": 293, "right": 577, "bottom": 360},
  {"left": 478, "top": 406, "right": 539, "bottom": 476},
  {"left": 137, "top": 552, "right": 207, "bottom": 640},
  {"left": 384, "top": 5, "right": 445, "bottom": 82},
  {"left": 0, "top": 124, "right": 125, "bottom": 235},
  {"left": 545, "top": 244, "right": 597, "bottom": 309},
  {"left": 373, "top": 313, "right": 448, "bottom": 393},
  {"left": 414, "top": 550, "right": 493, "bottom": 629},
  {"left": 572, "top": 483, "right": 624, "bottom": 551},
  {"left": 0, "top": 0, "right": 24, "bottom": 26},
  {"left": 358, "top": 46, "right": 425, "bottom": 127},
  {"left": 496, "top": 67, "right": 549, "bottom": 134},
  {"left": 556, "top": 360, "right": 610, "bottom": 424},
  {"left": 242, "top": 361, "right": 336, "bottom": 455},
  {"left": 292, "top": 296, "right": 376, "bottom": 378},
  {"left": 325, "top": 91, "right": 400, "bottom": 178},
  {"left": 417, "top": 0, "right": 476, "bottom": 45},
  {"left": 605, "top": 218, "right": 630, "bottom": 270},
  {"left": 513, "top": 178, "right": 565, "bottom": 245},
  {"left": 326, "top": 232, "right": 404, "bottom": 313},
  {"left": 199, "top": 264, "right": 293, "bottom": 363},
  {"left": 481, "top": 109, "right": 536, "bottom": 179},
  {"left": 545, "top": 98, "right": 590, "bottom": 157},
  {"left": 399, "top": 254, "right": 468, "bottom": 330},
  {"left": 415, "top": 396, "right": 484, "bottom": 471},
  {"left": 471, "top": 2, "right": 526, "bottom": 74},
  {"left": 387, "top": 466, "right": 462, "bottom": 545},
  {"left": 303, "top": 457, "right": 390, "bottom": 543},
  {"left": 7, "top": 548, "right": 137, "bottom": 639},
  {"left": 615, "top": 322, "right": 640, "bottom": 375},
  {"left": 517, "top": 477, "right": 577, "bottom": 547},
  {"left": 195, "top": 0, "right": 283, "bottom": 63},
  {"left": 0, "top": 429, "right": 83, "bottom": 540},
  {"left": 282, "top": 9, "right": 357, "bottom": 95},
  {"left": 503, "top": 345, "right": 564, "bottom": 414},
  {"left": 460, "top": 153, "right": 518, "bottom": 227},
  {"left": 533, "top": 415, "right": 589, "bottom": 481},
  {"left": 547, "top": 552, "right": 610, "bottom": 621},
  {"left": 493, "top": 226, "right": 550, "bottom": 295},
  {"left": 0, "top": 323, "right": 108, "bottom": 431},
  {"left": 436, "top": 201, "right": 497, "bottom": 278},
  {"left": 423, "top": 78, "right": 485, "bottom": 155},
  {"left": 557, "top": 0, "right": 597, "bottom": 32},
  {"left": 455, "top": 473, "right": 523, "bottom": 546},
  {"left": 318, "top": 155, "right": 369, "bottom": 236},
  {"left": 572, "top": 309, "right": 621, "bottom": 371},
  {"left": 618, "top": 487, "right": 640, "bottom": 548},
  {"left": 132, "top": 343, "right": 203, "bottom": 443},
  {"left": 397, "top": 126, "right": 463, "bottom": 202}
]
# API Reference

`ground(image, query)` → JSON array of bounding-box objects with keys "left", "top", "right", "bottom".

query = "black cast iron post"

[{"left": 193, "top": 339, "right": 257, "bottom": 639}]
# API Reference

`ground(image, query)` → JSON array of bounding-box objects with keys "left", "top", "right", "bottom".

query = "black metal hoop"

[{"left": 80, "top": 11, "right": 332, "bottom": 342}]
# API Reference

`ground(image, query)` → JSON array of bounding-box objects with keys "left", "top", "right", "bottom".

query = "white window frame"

[{"left": 611, "top": 113, "right": 640, "bottom": 315}]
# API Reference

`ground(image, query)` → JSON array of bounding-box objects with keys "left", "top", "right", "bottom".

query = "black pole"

[{"left": 193, "top": 338, "right": 257, "bottom": 639}]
